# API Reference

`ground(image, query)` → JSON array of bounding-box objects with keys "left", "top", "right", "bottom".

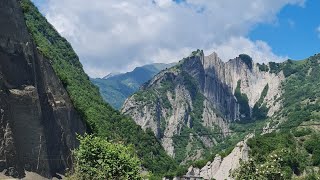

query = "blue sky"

[
  {"left": 31, "top": 0, "right": 320, "bottom": 77},
  {"left": 250, "top": 0, "right": 320, "bottom": 60}
]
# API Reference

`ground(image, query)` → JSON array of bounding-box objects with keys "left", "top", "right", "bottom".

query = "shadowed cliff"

[{"left": 0, "top": 0, "right": 86, "bottom": 178}]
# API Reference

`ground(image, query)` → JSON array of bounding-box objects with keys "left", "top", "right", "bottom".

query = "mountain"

[
  {"left": 102, "top": 72, "right": 121, "bottom": 79},
  {"left": 0, "top": 0, "right": 179, "bottom": 178},
  {"left": 122, "top": 50, "right": 283, "bottom": 162},
  {"left": 91, "top": 63, "right": 175, "bottom": 109},
  {"left": 123, "top": 50, "right": 320, "bottom": 178}
]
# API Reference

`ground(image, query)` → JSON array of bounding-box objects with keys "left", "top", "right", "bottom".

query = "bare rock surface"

[{"left": 184, "top": 134, "right": 252, "bottom": 180}]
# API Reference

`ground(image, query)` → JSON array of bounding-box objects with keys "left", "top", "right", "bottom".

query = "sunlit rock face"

[{"left": 122, "top": 50, "right": 283, "bottom": 160}]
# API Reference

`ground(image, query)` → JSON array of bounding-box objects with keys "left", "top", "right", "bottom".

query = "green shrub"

[
  {"left": 71, "top": 134, "right": 141, "bottom": 180},
  {"left": 292, "top": 128, "right": 312, "bottom": 137},
  {"left": 257, "top": 63, "right": 269, "bottom": 72}
]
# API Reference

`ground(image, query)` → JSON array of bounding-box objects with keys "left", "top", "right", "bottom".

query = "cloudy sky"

[{"left": 32, "top": 0, "right": 320, "bottom": 77}]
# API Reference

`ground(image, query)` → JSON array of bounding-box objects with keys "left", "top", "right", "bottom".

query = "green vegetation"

[
  {"left": 191, "top": 49, "right": 203, "bottom": 57},
  {"left": 269, "top": 62, "right": 283, "bottom": 74},
  {"left": 234, "top": 54, "right": 320, "bottom": 179},
  {"left": 239, "top": 54, "right": 253, "bottom": 69},
  {"left": 279, "top": 55, "right": 320, "bottom": 128},
  {"left": 292, "top": 128, "right": 312, "bottom": 137},
  {"left": 90, "top": 78, "right": 134, "bottom": 110},
  {"left": 91, "top": 63, "right": 174, "bottom": 109},
  {"left": 70, "top": 134, "right": 141, "bottom": 180},
  {"left": 304, "top": 134, "right": 320, "bottom": 166},
  {"left": 235, "top": 129, "right": 320, "bottom": 179},
  {"left": 252, "top": 84, "right": 269, "bottom": 120},
  {"left": 257, "top": 63, "right": 270, "bottom": 72},
  {"left": 173, "top": 126, "right": 193, "bottom": 163},
  {"left": 20, "top": 0, "right": 178, "bottom": 177},
  {"left": 234, "top": 80, "right": 251, "bottom": 120},
  {"left": 233, "top": 148, "right": 304, "bottom": 180}
]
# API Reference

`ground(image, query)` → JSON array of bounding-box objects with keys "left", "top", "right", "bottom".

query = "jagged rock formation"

[
  {"left": 184, "top": 134, "right": 252, "bottom": 180},
  {"left": 122, "top": 50, "right": 284, "bottom": 161},
  {"left": 0, "top": 0, "right": 86, "bottom": 178}
]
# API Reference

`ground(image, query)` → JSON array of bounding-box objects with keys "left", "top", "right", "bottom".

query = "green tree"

[{"left": 70, "top": 134, "right": 141, "bottom": 180}]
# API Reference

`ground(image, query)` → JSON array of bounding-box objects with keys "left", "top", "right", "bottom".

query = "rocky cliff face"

[
  {"left": 0, "top": 0, "right": 86, "bottom": 178},
  {"left": 122, "top": 50, "right": 284, "bottom": 161},
  {"left": 184, "top": 134, "right": 252, "bottom": 180}
]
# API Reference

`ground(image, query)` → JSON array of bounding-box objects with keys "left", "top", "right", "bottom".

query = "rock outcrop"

[
  {"left": 122, "top": 50, "right": 284, "bottom": 161},
  {"left": 0, "top": 0, "right": 86, "bottom": 178},
  {"left": 184, "top": 134, "right": 252, "bottom": 180}
]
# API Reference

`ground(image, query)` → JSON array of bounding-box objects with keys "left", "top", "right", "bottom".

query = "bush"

[
  {"left": 70, "top": 134, "right": 141, "bottom": 180},
  {"left": 239, "top": 54, "right": 253, "bottom": 69}
]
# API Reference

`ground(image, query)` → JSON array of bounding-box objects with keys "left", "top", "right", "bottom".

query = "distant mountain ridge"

[
  {"left": 91, "top": 62, "right": 176, "bottom": 109},
  {"left": 103, "top": 72, "right": 121, "bottom": 79}
]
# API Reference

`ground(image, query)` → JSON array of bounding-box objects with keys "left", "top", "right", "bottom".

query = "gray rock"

[{"left": 0, "top": 0, "right": 86, "bottom": 178}]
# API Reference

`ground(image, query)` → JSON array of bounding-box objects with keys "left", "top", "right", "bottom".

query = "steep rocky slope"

[
  {"left": 122, "top": 50, "right": 284, "bottom": 162},
  {"left": 0, "top": 0, "right": 86, "bottom": 178},
  {"left": 185, "top": 134, "right": 252, "bottom": 180},
  {"left": 91, "top": 63, "right": 175, "bottom": 109}
]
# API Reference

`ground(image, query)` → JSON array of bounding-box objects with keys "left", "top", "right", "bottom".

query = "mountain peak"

[{"left": 103, "top": 72, "right": 121, "bottom": 79}]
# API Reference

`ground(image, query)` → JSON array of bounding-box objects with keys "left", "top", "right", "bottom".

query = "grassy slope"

[{"left": 19, "top": 0, "right": 178, "bottom": 176}]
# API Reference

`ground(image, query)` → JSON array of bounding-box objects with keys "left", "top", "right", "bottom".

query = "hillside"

[
  {"left": 9, "top": 0, "right": 180, "bottom": 177},
  {"left": 123, "top": 49, "right": 320, "bottom": 179},
  {"left": 91, "top": 63, "right": 175, "bottom": 109}
]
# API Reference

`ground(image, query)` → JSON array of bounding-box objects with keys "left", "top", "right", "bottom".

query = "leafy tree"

[
  {"left": 70, "top": 134, "right": 141, "bottom": 180},
  {"left": 239, "top": 54, "right": 253, "bottom": 69},
  {"left": 233, "top": 149, "right": 302, "bottom": 180}
]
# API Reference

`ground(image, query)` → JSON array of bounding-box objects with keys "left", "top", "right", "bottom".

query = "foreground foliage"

[{"left": 70, "top": 135, "right": 141, "bottom": 180}]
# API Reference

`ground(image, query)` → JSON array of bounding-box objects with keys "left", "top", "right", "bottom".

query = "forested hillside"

[
  {"left": 19, "top": 0, "right": 178, "bottom": 177},
  {"left": 233, "top": 55, "right": 320, "bottom": 179}
]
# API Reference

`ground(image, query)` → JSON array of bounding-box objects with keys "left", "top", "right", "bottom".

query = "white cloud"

[
  {"left": 39, "top": 0, "right": 305, "bottom": 77},
  {"left": 208, "top": 36, "right": 288, "bottom": 62}
]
